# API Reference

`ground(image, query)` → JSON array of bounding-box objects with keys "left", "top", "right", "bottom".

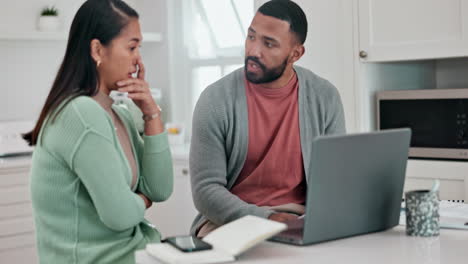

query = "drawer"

[
  {"left": 404, "top": 177, "right": 465, "bottom": 201},
  {"left": 0, "top": 185, "right": 30, "bottom": 205},
  {"left": 0, "top": 231, "right": 35, "bottom": 250},
  {"left": 0, "top": 217, "right": 35, "bottom": 236},
  {"left": 173, "top": 160, "right": 189, "bottom": 178},
  {"left": 0, "top": 202, "right": 33, "bottom": 219},
  {"left": 174, "top": 166, "right": 189, "bottom": 178},
  {"left": 0, "top": 168, "right": 30, "bottom": 187},
  {"left": 0, "top": 245, "right": 38, "bottom": 264}
]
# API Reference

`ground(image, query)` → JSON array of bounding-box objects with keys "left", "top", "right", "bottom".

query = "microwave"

[{"left": 376, "top": 89, "right": 468, "bottom": 161}]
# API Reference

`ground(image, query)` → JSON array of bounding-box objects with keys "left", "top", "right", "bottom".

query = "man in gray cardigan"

[{"left": 190, "top": 0, "right": 346, "bottom": 236}]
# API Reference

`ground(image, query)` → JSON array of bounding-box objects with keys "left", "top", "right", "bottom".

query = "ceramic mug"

[{"left": 405, "top": 181, "right": 440, "bottom": 236}]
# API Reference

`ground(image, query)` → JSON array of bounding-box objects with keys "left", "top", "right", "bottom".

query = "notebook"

[{"left": 145, "top": 215, "right": 287, "bottom": 264}]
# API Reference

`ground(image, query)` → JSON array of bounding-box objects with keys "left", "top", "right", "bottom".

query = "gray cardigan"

[{"left": 189, "top": 66, "right": 346, "bottom": 234}]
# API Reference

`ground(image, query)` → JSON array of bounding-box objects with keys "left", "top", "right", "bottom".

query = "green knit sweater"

[{"left": 30, "top": 96, "right": 173, "bottom": 264}]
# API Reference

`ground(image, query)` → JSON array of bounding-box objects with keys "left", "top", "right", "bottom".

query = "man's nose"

[{"left": 247, "top": 41, "right": 262, "bottom": 58}]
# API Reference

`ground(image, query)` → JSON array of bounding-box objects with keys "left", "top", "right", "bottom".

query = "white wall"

[
  {"left": 0, "top": 0, "right": 83, "bottom": 122},
  {"left": 134, "top": 0, "right": 172, "bottom": 122},
  {"left": 436, "top": 58, "right": 468, "bottom": 89},
  {"left": 296, "top": 0, "right": 357, "bottom": 131},
  {"left": 360, "top": 61, "right": 436, "bottom": 130},
  {"left": 0, "top": 0, "right": 83, "bottom": 33},
  {"left": 3, "top": 0, "right": 364, "bottom": 131},
  {"left": 255, "top": 0, "right": 357, "bottom": 131},
  {"left": 0, "top": 0, "right": 172, "bottom": 122}
]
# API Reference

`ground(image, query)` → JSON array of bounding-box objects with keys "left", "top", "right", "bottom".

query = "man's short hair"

[{"left": 258, "top": 0, "right": 308, "bottom": 44}]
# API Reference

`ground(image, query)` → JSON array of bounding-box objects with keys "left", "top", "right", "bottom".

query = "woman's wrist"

[
  {"left": 142, "top": 104, "right": 162, "bottom": 122},
  {"left": 144, "top": 118, "right": 164, "bottom": 136},
  {"left": 142, "top": 104, "right": 164, "bottom": 135}
]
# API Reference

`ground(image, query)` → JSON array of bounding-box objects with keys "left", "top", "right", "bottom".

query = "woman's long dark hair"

[{"left": 23, "top": 0, "right": 138, "bottom": 146}]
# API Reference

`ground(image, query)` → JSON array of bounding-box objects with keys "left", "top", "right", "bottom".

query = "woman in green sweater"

[{"left": 23, "top": 0, "right": 173, "bottom": 263}]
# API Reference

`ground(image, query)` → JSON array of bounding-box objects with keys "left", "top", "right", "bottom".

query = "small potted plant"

[{"left": 38, "top": 6, "right": 60, "bottom": 31}]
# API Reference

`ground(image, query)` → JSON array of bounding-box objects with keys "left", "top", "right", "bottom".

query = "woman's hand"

[
  {"left": 116, "top": 59, "right": 160, "bottom": 117},
  {"left": 116, "top": 58, "right": 164, "bottom": 135}
]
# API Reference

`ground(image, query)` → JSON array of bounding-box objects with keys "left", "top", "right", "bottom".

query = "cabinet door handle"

[
  {"left": 182, "top": 168, "right": 188, "bottom": 175},
  {"left": 359, "top": 50, "right": 368, "bottom": 59}
]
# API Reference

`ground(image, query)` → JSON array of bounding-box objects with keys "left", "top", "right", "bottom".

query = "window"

[
  {"left": 184, "top": 0, "right": 254, "bottom": 106},
  {"left": 168, "top": 0, "right": 254, "bottom": 139}
]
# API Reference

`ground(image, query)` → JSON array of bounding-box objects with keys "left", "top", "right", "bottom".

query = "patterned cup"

[{"left": 405, "top": 190, "right": 439, "bottom": 236}]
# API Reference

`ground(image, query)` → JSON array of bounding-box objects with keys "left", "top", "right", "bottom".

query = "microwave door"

[{"left": 379, "top": 99, "right": 468, "bottom": 160}]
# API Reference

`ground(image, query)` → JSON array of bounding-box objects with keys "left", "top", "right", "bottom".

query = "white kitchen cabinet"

[
  {"left": 0, "top": 150, "right": 197, "bottom": 264},
  {"left": 352, "top": 2, "right": 468, "bottom": 197},
  {"left": 145, "top": 147, "right": 198, "bottom": 238},
  {"left": 357, "top": 0, "right": 468, "bottom": 62},
  {"left": 0, "top": 157, "right": 38, "bottom": 264},
  {"left": 404, "top": 159, "right": 468, "bottom": 202}
]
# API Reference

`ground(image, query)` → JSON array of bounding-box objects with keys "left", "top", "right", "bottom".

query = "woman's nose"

[{"left": 134, "top": 55, "right": 141, "bottom": 65}]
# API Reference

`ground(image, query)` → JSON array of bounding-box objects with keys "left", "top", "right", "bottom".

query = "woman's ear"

[{"left": 90, "top": 39, "right": 103, "bottom": 65}]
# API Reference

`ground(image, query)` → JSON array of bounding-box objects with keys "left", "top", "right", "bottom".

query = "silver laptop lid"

[{"left": 301, "top": 128, "right": 411, "bottom": 244}]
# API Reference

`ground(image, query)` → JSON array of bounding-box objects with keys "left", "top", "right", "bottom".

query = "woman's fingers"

[
  {"left": 137, "top": 58, "right": 146, "bottom": 80},
  {"left": 117, "top": 79, "right": 150, "bottom": 93},
  {"left": 116, "top": 77, "right": 158, "bottom": 115},
  {"left": 116, "top": 78, "right": 145, "bottom": 88},
  {"left": 126, "top": 93, "right": 147, "bottom": 101},
  {"left": 118, "top": 84, "right": 147, "bottom": 93}
]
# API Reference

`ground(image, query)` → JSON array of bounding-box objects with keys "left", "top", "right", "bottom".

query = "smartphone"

[
  {"left": 164, "top": 235, "right": 212, "bottom": 252},
  {"left": 132, "top": 64, "right": 139, "bottom": 78}
]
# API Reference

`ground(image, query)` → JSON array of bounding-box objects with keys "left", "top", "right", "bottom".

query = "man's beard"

[{"left": 244, "top": 56, "right": 288, "bottom": 84}]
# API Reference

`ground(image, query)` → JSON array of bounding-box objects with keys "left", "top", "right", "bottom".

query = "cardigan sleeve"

[
  {"left": 324, "top": 81, "right": 346, "bottom": 135},
  {"left": 190, "top": 88, "right": 274, "bottom": 226},
  {"left": 71, "top": 128, "right": 147, "bottom": 231},
  {"left": 137, "top": 131, "right": 174, "bottom": 202},
  {"left": 113, "top": 104, "right": 174, "bottom": 203}
]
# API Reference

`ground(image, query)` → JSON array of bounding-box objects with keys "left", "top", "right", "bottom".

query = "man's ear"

[
  {"left": 289, "top": 44, "right": 305, "bottom": 64},
  {"left": 90, "top": 39, "right": 103, "bottom": 64}
]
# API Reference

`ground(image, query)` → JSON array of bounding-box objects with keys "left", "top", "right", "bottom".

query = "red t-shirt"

[{"left": 231, "top": 74, "right": 307, "bottom": 206}]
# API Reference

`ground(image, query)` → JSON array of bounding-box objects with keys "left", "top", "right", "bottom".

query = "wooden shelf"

[{"left": 0, "top": 31, "right": 163, "bottom": 42}]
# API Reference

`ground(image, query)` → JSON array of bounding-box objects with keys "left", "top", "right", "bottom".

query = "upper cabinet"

[{"left": 357, "top": 0, "right": 468, "bottom": 62}]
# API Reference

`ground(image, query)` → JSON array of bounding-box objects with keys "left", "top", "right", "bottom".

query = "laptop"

[{"left": 270, "top": 128, "right": 411, "bottom": 245}]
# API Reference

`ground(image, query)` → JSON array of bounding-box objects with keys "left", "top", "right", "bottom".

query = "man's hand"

[{"left": 268, "top": 212, "right": 299, "bottom": 223}]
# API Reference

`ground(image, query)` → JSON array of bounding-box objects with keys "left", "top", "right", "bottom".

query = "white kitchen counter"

[
  {"left": 136, "top": 226, "right": 468, "bottom": 264},
  {"left": 0, "top": 143, "right": 188, "bottom": 169},
  {"left": 0, "top": 154, "right": 32, "bottom": 169}
]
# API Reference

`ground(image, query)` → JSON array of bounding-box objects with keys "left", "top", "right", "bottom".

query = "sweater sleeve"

[
  {"left": 137, "top": 131, "right": 174, "bottom": 202},
  {"left": 325, "top": 81, "right": 346, "bottom": 135},
  {"left": 71, "top": 128, "right": 147, "bottom": 231},
  {"left": 112, "top": 104, "right": 174, "bottom": 203},
  {"left": 190, "top": 89, "right": 274, "bottom": 226}
]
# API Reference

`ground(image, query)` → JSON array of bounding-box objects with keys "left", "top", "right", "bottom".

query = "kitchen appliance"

[
  {"left": 376, "top": 88, "right": 468, "bottom": 160},
  {"left": 0, "top": 120, "right": 35, "bottom": 157}
]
